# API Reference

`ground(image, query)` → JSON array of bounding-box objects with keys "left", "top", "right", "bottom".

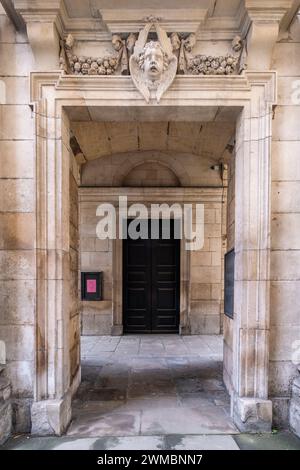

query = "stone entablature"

[{"left": 60, "top": 22, "right": 246, "bottom": 79}]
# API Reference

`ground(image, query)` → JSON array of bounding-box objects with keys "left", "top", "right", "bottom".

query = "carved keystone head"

[{"left": 139, "top": 41, "right": 169, "bottom": 81}]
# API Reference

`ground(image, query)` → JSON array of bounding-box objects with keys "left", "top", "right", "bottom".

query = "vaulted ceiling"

[{"left": 71, "top": 120, "right": 235, "bottom": 163}]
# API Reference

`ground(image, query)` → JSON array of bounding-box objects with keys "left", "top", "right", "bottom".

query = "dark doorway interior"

[{"left": 123, "top": 219, "right": 180, "bottom": 333}]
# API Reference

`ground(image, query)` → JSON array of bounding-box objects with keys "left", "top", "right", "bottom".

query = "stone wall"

[
  {"left": 269, "top": 16, "right": 300, "bottom": 429},
  {"left": 80, "top": 193, "right": 224, "bottom": 336},
  {"left": 80, "top": 149, "right": 225, "bottom": 335},
  {"left": 80, "top": 221, "right": 113, "bottom": 335},
  {"left": 189, "top": 204, "right": 223, "bottom": 334},
  {"left": 0, "top": 5, "right": 35, "bottom": 433},
  {"left": 68, "top": 126, "right": 81, "bottom": 386},
  {"left": 223, "top": 154, "right": 235, "bottom": 395},
  {"left": 0, "top": 342, "right": 12, "bottom": 444}
]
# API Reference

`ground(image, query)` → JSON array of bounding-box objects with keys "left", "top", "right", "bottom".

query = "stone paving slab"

[
  {"left": 67, "top": 410, "right": 142, "bottom": 437},
  {"left": 3, "top": 432, "right": 300, "bottom": 450},
  {"left": 165, "top": 435, "right": 239, "bottom": 450},
  {"left": 233, "top": 431, "right": 300, "bottom": 450},
  {"left": 69, "top": 334, "right": 238, "bottom": 438},
  {"left": 141, "top": 406, "right": 238, "bottom": 435}
]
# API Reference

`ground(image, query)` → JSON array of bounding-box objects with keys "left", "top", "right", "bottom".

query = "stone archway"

[
  {"left": 111, "top": 151, "right": 191, "bottom": 187},
  {"left": 30, "top": 71, "right": 276, "bottom": 434}
]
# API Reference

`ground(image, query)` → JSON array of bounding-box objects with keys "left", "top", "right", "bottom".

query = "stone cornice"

[
  {"left": 245, "top": 0, "right": 294, "bottom": 22},
  {"left": 98, "top": 8, "right": 210, "bottom": 34},
  {"left": 13, "top": 0, "right": 109, "bottom": 39},
  {"left": 14, "top": 0, "right": 295, "bottom": 43},
  {"left": 1, "top": 0, "right": 25, "bottom": 30}
]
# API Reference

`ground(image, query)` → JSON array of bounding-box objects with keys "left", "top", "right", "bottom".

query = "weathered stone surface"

[
  {"left": 272, "top": 142, "right": 300, "bottom": 182},
  {"left": 290, "top": 377, "right": 300, "bottom": 438},
  {"left": 269, "top": 360, "right": 299, "bottom": 397},
  {"left": 0, "top": 401, "right": 12, "bottom": 445},
  {"left": 0, "top": 325, "right": 34, "bottom": 362},
  {"left": 0, "top": 180, "right": 35, "bottom": 213},
  {"left": 31, "top": 393, "right": 72, "bottom": 436},
  {"left": 189, "top": 314, "right": 221, "bottom": 335},
  {"left": 272, "top": 397, "right": 290, "bottom": 430},
  {"left": 5, "top": 360, "right": 34, "bottom": 396},
  {"left": 0, "top": 376, "right": 12, "bottom": 444},
  {"left": 11, "top": 398, "right": 32, "bottom": 433},
  {"left": 0, "top": 141, "right": 34, "bottom": 178},
  {"left": 0, "top": 213, "right": 35, "bottom": 250},
  {"left": 233, "top": 397, "right": 272, "bottom": 433}
]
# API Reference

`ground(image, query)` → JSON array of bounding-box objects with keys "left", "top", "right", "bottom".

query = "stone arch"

[
  {"left": 122, "top": 160, "right": 180, "bottom": 187},
  {"left": 112, "top": 150, "right": 191, "bottom": 186}
]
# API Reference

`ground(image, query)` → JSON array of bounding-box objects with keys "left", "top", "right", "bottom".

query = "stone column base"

[
  {"left": 233, "top": 396, "right": 272, "bottom": 433},
  {"left": 180, "top": 324, "right": 191, "bottom": 335},
  {"left": 111, "top": 325, "right": 123, "bottom": 336},
  {"left": 31, "top": 391, "right": 72, "bottom": 436},
  {"left": 290, "top": 377, "right": 300, "bottom": 438},
  {"left": 0, "top": 375, "right": 12, "bottom": 444}
]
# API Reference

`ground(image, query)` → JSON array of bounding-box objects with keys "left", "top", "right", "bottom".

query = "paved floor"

[
  {"left": 4, "top": 431, "right": 300, "bottom": 450},
  {"left": 68, "top": 335, "right": 237, "bottom": 439},
  {"left": 3, "top": 335, "right": 300, "bottom": 450}
]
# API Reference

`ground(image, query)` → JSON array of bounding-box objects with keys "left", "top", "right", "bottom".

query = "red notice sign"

[{"left": 86, "top": 279, "right": 97, "bottom": 293}]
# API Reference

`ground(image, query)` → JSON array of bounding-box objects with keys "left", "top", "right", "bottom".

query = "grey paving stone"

[
  {"left": 166, "top": 434, "right": 239, "bottom": 450},
  {"left": 234, "top": 431, "right": 300, "bottom": 450},
  {"left": 93, "top": 436, "right": 165, "bottom": 450},
  {"left": 67, "top": 410, "right": 141, "bottom": 437},
  {"left": 141, "top": 406, "right": 238, "bottom": 435}
]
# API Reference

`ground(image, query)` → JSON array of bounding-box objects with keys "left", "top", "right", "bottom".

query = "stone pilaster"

[
  {"left": 13, "top": 0, "right": 62, "bottom": 70},
  {"left": 31, "top": 82, "right": 73, "bottom": 435},
  {"left": 231, "top": 72, "right": 276, "bottom": 432},
  {"left": 245, "top": 0, "right": 294, "bottom": 70}
]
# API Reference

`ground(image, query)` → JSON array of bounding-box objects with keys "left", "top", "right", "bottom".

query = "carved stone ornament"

[
  {"left": 59, "top": 32, "right": 137, "bottom": 76},
  {"left": 129, "top": 22, "right": 178, "bottom": 103},
  {"left": 59, "top": 23, "right": 247, "bottom": 102}
]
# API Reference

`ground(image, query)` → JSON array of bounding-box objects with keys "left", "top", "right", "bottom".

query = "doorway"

[{"left": 123, "top": 219, "right": 180, "bottom": 334}]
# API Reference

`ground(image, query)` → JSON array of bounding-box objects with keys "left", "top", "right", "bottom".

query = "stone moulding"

[{"left": 31, "top": 72, "right": 258, "bottom": 102}]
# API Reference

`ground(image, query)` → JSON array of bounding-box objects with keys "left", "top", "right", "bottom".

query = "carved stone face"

[
  {"left": 170, "top": 33, "right": 181, "bottom": 51},
  {"left": 143, "top": 43, "right": 165, "bottom": 80},
  {"left": 184, "top": 33, "right": 196, "bottom": 52},
  {"left": 126, "top": 33, "right": 137, "bottom": 52},
  {"left": 112, "top": 34, "right": 123, "bottom": 52},
  {"left": 65, "top": 34, "right": 74, "bottom": 49},
  {"left": 232, "top": 35, "right": 243, "bottom": 52}
]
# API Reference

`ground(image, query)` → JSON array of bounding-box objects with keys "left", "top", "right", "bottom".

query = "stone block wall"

[
  {"left": 223, "top": 154, "right": 235, "bottom": 395},
  {"left": 0, "top": 342, "right": 12, "bottom": 444},
  {"left": 79, "top": 148, "right": 225, "bottom": 335},
  {"left": 80, "top": 202, "right": 114, "bottom": 335},
  {"left": 269, "top": 18, "right": 300, "bottom": 429},
  {"left": 0, "top": 5, "right": 35, "bottom": 433},
  {"left": 79, "top": 197, "right": 224, "bottom": 336},
  {"left": 189, "top": 204, "right": 223, "bottom": 334},
  {"left": 68, "top": 123, "right": 81, "bottom": 385}
]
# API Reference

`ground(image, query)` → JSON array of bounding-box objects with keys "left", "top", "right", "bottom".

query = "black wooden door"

[{"left": 123, "top": 219, "right": 180, "bottom": 333}]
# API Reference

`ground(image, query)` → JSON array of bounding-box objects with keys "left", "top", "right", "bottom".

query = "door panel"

[
  {"left": 123, "top": 219, "right": 180, "bottom": 334},
  {"left": 123, "top": 237, "right": 151, "bottom": 332}
]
